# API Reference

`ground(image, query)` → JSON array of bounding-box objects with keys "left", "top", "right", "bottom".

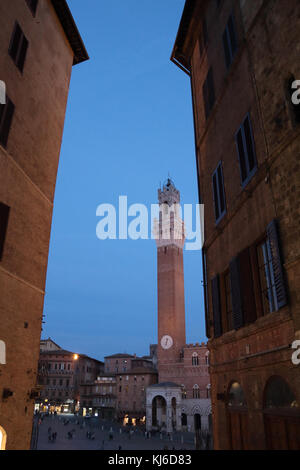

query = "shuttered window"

[
  {"left": 223, "top": 14, "right": 237, "bottom": 69},
  {"left": 229, "top": 249, "right": 257, "bottom": 330},
  {"left": 266, "top": 220, "right": 288, "bottom": 310},
  {"left": 9, "top": 23, "right": 29, "bottom": 73},
  {"left": 256, "top": 221, "right": 287, "bottom": 315},
  {"left": 229, "top": 257, "right": 244, "bottom": 330},
  {"left": 0, "top": 203, "right": 10, "bottom": 262},
  {"left": 0, "top": 96, "right": 15, "bottom": 149},
  {"left": 212, "top": 162, "right": 226, "bottom": 223},
  {"left": 203, "top": 68, "right": 215, "bottom": 120},
  {"left": 26, "top": 0, "right": 38, "bottom": 16},
  {"left": 224, "top": 271, "right": 233, "bottom": 331},
  {"left": 203, "top": 250, "right": 211, "bottom": 338},
  {"left": 239, "top": 248, "right": 257, "bottom": 324},
  {"left": 235, "top": 113, "right": 257, "bottom": 187},
  {"left": 211, "top": 275, "right": 222, "bottom": 338}
]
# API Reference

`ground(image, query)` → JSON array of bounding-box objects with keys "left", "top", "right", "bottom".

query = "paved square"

[{"left": 35, "top": 414, "right": 197, "bottom": 451}]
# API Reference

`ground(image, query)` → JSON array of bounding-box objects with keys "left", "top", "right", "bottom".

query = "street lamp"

[{"left": 73, "top": 354, "right": 79, "bottom": 414}]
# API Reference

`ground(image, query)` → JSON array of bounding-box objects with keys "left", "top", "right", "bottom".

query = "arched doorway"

[
  {"left": 152, "top": 396, "right": 167, "bottom": 429},
  {"left": 0, "top": 426, "right": 7, "bottom": 451},
  {"left": 194, "top": 413, "right": 201, "bottom": 431},
  {"left": 171, "top": 397, "right": 177, "bottom": 430},
  {"left": 264, "top": 376, "right": 300, "bottom": 450},
  {"left": 227, "top": 382, "right": 249, "bottom": 450},
  {"left": 181, "top": 413, "right": 187, "bottom": 427}
]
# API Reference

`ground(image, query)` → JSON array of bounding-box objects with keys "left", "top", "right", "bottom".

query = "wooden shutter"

[
  {"left": 223, "top": 30, "right": 231, "bottom": 68},
  {"left": 230, "top": 256, "right": 244, "bottom": 330},
  {"left": 9, "top": 23, "right": 22, "bottom": 62},
  {"left": 203, "top": 251, "right": 211, "bottom": 338},
  {"left": 0, "top": 98, "right": 15, "bottom": 148},
  {"left": 0, "top": 203, "right": 10, "bottom": 261},
  {"left": 239, "top": 248, "right": 257, "bottom": 324},
  {"left": 228, "top": 14, "right": 237, "bottom": 58},
  {"left": 18, "top": 35, "right": 29, "bottom": 72},
  {"left": 267, "top": 219, "right": 288, "bottom": 310},
  {"left": 211, "top": 275, "right": 222, "bottom": 338}
]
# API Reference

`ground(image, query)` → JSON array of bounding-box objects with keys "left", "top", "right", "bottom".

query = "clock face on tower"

[{"left": 161, "top": 335, "right": 173, "bottom": 350}]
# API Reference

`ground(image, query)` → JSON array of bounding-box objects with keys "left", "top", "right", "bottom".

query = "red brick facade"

[
  {"left": 172, "top": 0, "right": 300, "bottom": 450},
  {"left": 0, "top": 0, "right": 88, "bottom": 450}
]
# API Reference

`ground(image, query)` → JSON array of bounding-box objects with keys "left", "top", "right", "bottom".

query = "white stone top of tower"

[
  {"left": 153, "top": 179, "right": 185, "bottom": 249},
  {"left": 158, "top": 179, "right": 180, "bottom": 206}
]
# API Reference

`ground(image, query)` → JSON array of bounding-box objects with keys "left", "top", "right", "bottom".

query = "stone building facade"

[
  {"left": 171, "top": 0, "right": 300, "bottom": 450},
  {"left": 146, "top": 180, "right": 211, "bottom": 435},
  {"left": 37, "top": 339, "right": 104, "bottom": 413},
  {"left": 0, "top": 0, "right": 88, "bottom": 449},
  {"left": 79, "top": 375, "right": 117, "bottom": 421}
]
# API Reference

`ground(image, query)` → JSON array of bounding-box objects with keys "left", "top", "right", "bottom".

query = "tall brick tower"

[{"left": 154, "top": 179, "right": 186, "bottom": 381}]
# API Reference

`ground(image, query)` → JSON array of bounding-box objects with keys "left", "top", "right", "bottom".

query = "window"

[
  {"left": 26, "top": 0, "right": 38, "bottom": 16},
  {"left": 0, "top": 95, "right": 15, "bottom": 148},
  {"left": 212, "top": 162, "right": 226, "bottom": 223},
  {"left": 193, "top": 385, "right": 200, "bottom": 399},
  {"left": 257, "top": 240, "right": 277, "bottom": 315},
  {"left": 223, "top": 14, "right": 237, "bottom": 69},
  {"left": 235, "top": 114, "right": 257, "bottom": 186},
  {"left": 203, "top": 68, "right": 215, "bottom": 120},
  {"left": 211, "top": 275, "right": 222, "bottom": 338},
  {"left": 205, "top": 351, "right": 210, "bottom": 365},
  {"left": 9, "top": 23, "right": 28, "bottom": 73},
  {"left": 192, "top": 353, "right": 199, "bottom": 366},
  {"left": 181, "top": 385, "right": 187, "bottom": 399},
  {"left": 224, "top": 271, "right": 233, "bottom": 331},
  {"left": 0, "top": 203, "right": 10, "bottom": 261}
]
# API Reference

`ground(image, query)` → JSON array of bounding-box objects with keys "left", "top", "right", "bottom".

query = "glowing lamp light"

[{"left": 73, "top": 354, "right": 79, "bottom": 360}]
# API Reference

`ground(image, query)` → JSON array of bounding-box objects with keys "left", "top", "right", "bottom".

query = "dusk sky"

[{"left": 42, "top": 0, "right": 207, "bottom": 361}]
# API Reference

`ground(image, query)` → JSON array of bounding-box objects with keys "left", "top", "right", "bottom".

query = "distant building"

[
  {"left": 37, "top": 340, "right": 104, "bottom": 414},
  {"left": 171, "top": 0, "right": 300, "bottom": 450},
  {"left": 0, "top": 0, "right": 88, "bottom": 450},
  {"left": 146, "top": 180, "right": 211, "bottom": 436},
  {"left": 116, "top": 361, "right": 158, "bottom": 426},
  {"left": 79, "top": 375, "right": 117, "bottom": 420},
  {"left": 100, "top": 348, "right": 158, "bottom": 426}
]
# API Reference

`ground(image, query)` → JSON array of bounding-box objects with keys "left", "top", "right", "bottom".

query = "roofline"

[
  {"left": 170, "top": 0, "right": 198, "bottom": 75},
  {"left": 51, "top": 0, "right": 89, "bottom": 66},
  {"left": 104, "top": 354, "right": 135, "bottom": 359}
]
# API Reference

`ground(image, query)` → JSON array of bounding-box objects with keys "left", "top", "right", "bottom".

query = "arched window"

[
  {"left": 263, "top": 376, "right": 300, "bottom": 450},
  {"left": 181, "top": 385, "right": 187, "bottom": 399},
  {"left": 192, "top": 353, "right": 199, "bottom": 366},
  {"left": 0, "top": 426, "right": 7, "bottom": 451},
  {"left": 193, "top": 384, "right": 200, "bottom": 399},
  {"left": 205, "top": 351, "right": 210, "bottom": 365},
  {"left": 264, "top": 376, "right": 298, "bottom": 410},
  {"left": 207, "top": 384, "right": 211, "bottom": 399}
]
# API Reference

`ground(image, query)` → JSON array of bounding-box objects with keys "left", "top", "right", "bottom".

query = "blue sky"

[{"left": 42, "top": 0, "right": 207, "bottom": 361}]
